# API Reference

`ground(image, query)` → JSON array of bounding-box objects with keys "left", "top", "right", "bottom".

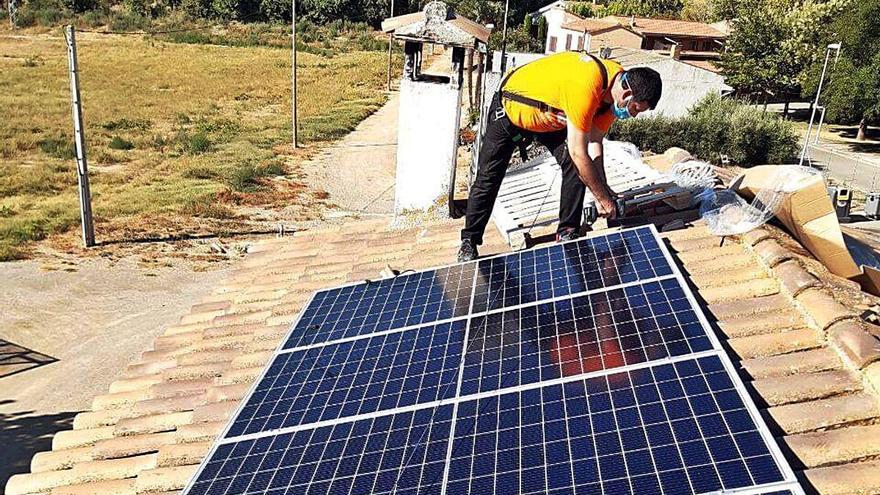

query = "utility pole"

[
  {"left": 499, "top": 0, "right": 510, "bottom": 73},
  {"left": 387, "top": 0, "right": 395, "bottom": 91},
  {"left": 64, "top": 26, "right": 95, "bottom": 248},
  {"left": 8, "top": 0, "right": 16, "bottom": 28},
  {"left": 291, "top": 0, "right": 298, "bottom": 148}
]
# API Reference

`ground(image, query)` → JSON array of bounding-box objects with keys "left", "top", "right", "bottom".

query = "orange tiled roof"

[
  {"left": 610, "top": 15, "right": 727, "bottom": 38},
  {"left": 560, "top": 16, "right": 621, "bottom": 34},
  {"left": 6, "top": 204, "right": 880, "bottom": 494}
]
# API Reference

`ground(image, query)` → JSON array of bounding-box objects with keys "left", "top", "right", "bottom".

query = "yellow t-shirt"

[{"left": 501, "top": 52, "right": 623, "bottom": 133}]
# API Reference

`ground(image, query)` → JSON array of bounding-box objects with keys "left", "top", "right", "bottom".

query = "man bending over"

[{"left": 458, "top": 52, "right": 662, "bottom": 261}]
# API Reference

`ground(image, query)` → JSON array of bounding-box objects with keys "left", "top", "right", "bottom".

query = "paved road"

[{"left": 804, "top": 144, "right": 880, "bottom": 191}]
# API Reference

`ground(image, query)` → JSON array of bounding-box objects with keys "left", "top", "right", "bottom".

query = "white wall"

[
  {"left": 395, "top": 79, "right": 462, "bottom": 213},
  {"left": 630, "top": 59, "right": 731, "bottom": 117},
  {"left": 543, "top": 7, "right": 569, "bottom": 53}
]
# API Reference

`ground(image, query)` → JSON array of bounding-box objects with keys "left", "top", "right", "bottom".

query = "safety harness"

[{"left": 499, "top": 52, "right": 612, "bottom": 120}]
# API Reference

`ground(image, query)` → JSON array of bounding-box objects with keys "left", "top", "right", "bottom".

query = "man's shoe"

[
  {"left": 556, "top": 228, "right": 580, "bottom": 242},
  {"left": 457, "top": 239, "right": 478, "bottom": 262}
]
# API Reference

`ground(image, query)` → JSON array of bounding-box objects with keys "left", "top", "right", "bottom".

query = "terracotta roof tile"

[
  {"left": 767, "top": 392, "right": 880, "bottom": 434},
  {"left": 804, "top": 460, "right": 880, "bottom": 495},
  {"left": 784, "top": 424, "right": 880, "bottom": 468},
  {"left": 10, "top": 217, "right": 880, "bottom": 495},
  {"left": 740, "top": 348, "right": 841, "bottom": 380},
  {"left": 718, "top": 311, "right": 806, "bottom": 339},
  {"left": 750, "top": 369, "right": 861, "bottom": 407},
  {"left": 727, "top": 327, "right": 823, "bottom": 360},
  {"left": 49, "top": 478, "right": 137, "bottom": 495}
]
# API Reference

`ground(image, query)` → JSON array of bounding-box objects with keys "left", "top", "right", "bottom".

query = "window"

[
  {"left": 577, "top": 35, "right": 585, "bottom": 51},
  {"left": 566, "top": 34, "right": 572, "bottom": 51},
  {"left": 549, "top": 36, "right": 557, "bottom": 52}
]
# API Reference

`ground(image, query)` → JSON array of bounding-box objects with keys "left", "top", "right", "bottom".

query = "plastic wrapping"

[
  {"left": 699, "top": 165, "right": 822, "bottom": 236},
  {"left": 666, "top": 160, "right": 717, "bottom": 190}
]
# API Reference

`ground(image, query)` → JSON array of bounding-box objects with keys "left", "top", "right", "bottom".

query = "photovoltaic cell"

[
  {"left": 189, "top": 404, "right": 453, "bottom": 495},
  {"left": 285, "top": 263, "right": 475, "bottom": 350},
  {"left": 448, "top": 355, "right": 787, "bottom": 495},
  {"left": 461, "top": 278, "right": 713, "bottom": 396},
  {"left": 472, "top": 226, "right": 672, "bottom": 313},
  {"left": 184, "top": 225, "right": 802, "bottom": 495},
  {"left": 227, "top": 320, "right": 466, "bottom": 438}
]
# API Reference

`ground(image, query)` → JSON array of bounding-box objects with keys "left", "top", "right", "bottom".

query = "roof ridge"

[{"left": 739, "top": 227, "right": 880, "bottom": 391}]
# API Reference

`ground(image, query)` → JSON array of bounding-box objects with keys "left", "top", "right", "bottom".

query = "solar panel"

[
  {"left": 472, "top": 226, "right": 673, "bottom": 313},
  {"left": 184, "top": 225, "right": 803, "bottom": 495},
  {"left": 286, "top": 263, "right": 476, "bottom": 350},
  {"left": 227, "top": 320, "right": 466, "bottom": 438},
  {"left": 460, "top": 279, "right": 713, "bottom": 396},
  {"left": 188, "top": 404, "right": 454, "bottom": 495},
  {"left": 448, "top": 356, "right": 786, "bottom": 495}
]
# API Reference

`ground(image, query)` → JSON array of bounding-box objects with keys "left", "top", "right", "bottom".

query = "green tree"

[
  {"left": 718, "top": 0, "right": 848, "bottom": 102},
  {"left": 803, "top": 0, "right": 880, "bottom": 140}
]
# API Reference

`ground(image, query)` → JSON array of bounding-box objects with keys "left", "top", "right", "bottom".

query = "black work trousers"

[{"left": 462, "top": 93, "right": 588, "bottom": 245}]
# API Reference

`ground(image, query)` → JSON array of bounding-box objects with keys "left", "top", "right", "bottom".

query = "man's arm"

[
  {"left": 588, "top": 126, "right": 607, "bottom": 185},
  {"left": 566, "top": 122, "right": 616, "bottom": 218}
]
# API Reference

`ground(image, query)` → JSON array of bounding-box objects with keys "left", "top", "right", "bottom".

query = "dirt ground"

[{"left": 0, "top": 253, "right": 230, "bottom": 489}]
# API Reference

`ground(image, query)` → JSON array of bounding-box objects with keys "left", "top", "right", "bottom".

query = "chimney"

[
  {"left": 629, "top": 15, "right": 635, "bottom": 28},
  {"left": 669, "top": 43, "right": 681, "bottom": 59}
]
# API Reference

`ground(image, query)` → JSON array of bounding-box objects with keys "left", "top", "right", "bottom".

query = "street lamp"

[
  {"left": 799, "top": 42, "right": 842, "bottom": 166},
  {"left": 499, "top": 0, "right": 510, "bottom": 73}
]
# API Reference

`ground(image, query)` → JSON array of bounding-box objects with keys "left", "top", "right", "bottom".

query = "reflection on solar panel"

[
  {"left": 472, "top": 227, "right": 672, "bottom": 313},
  {"left": 185, "top": 225, "right": 803, "bottom": 495},
  {"left": 461, "top": 279, "right": 713, "bottom": 395},
  {"left": 286, "top": 263, "right": 476, "bottom": 350}
]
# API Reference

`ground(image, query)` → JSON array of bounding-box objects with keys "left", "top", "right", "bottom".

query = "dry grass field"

[{"left": 0, "top": 30, "right": 391, "bottom": 260}]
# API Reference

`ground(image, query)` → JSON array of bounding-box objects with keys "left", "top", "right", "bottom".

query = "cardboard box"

[{"left": 730, "top": 165, "right": 880, "bottom": 296}]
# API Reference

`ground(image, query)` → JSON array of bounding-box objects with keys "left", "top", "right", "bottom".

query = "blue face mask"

[
  {"left": 613, "top": 98, "right": 633, "bottom": 120},
  {"left": 613, "top": 73, "right": 633, "bottom": 120}
]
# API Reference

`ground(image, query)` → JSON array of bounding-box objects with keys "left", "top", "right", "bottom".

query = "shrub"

[
  {"left": 176, "top": 130, "right": 211, "bottom": 154},
  {"left": 608, "top": 93, "right": 798, "bottom": 166},
  {"left": 38, "top": 136, "right": 76, "bottom": 159},
  {"left": 102, "top": 118, "right": 152, "bottom": 131},
  {"left": 225, "top": 161, "right": 285, "bottom": 192},
  {"left": 108, "top": 10, "right": 149, "bottom": 31},
  {"left": 108, "top": 135, "right": 135, "bottom": 150}
]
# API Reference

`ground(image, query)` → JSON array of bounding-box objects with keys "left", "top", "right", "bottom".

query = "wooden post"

[
  {"left": 386, "top": 0, "right": 395, "bottom": 91},
  {"left": 291, "top": 0, "right": 298, "bottom": 148},
  {"left": 475, "top": 49, "right": 484, "bottom": 114},
  {"left": 8, "top": 0, "right": 16, "bottom": 28},
  {"left": 64, "top": 26, "right": 95, "bottom": 248},
  {"left": 466, "top": 48, "right": 474, "bottom": 111}
]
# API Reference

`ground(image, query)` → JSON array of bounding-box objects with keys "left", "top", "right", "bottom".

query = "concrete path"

[
  {"left": 805, "top": 144, "right": 880, "bottom": 191},
  {"left": 301, "top": 93, "right": 400, "bottom": 215}
]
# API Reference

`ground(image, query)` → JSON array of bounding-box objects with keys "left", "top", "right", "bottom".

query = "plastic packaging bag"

[{"left": 699, "top": 165, "right": 822, "bottom": 236}]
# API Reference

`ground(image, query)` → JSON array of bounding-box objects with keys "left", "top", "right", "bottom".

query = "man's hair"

[{"left": 625, "top": 67, "right": 662, "bottom": 109}]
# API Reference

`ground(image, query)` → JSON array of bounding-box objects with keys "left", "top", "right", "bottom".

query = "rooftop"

[
  {"left": 6, "top": 177, "right": 880, "bottom": 494},
  {"left": 561, "top": 14, "right": 728, "bottom": 39}
]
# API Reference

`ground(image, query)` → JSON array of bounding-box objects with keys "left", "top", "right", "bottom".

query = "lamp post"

[
  {"left": 499, "top": 0, "right": 510, "bottom": 73},
  {"left": 799, "top": 42, "right": 841, "bottom": 166}
]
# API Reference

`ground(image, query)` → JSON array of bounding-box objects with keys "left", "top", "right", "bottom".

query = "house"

[
  {"left": 592, "top": 46, "right": 731, "bottom": 117},
  {"left": 535, "top": 1, "right": 727, "bottom": 62}
]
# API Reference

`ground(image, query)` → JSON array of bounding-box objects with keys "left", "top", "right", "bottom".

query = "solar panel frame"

[{"left": 183, "top": 224, "right": 803, "bottom": 495}]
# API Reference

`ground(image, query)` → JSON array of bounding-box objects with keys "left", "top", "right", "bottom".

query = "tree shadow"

[
  {"left": 0, "top": 404, "right": 77, "bottom": 491},
  {"left": 0, "top": 340, "right": 58, "bottom": 379}
]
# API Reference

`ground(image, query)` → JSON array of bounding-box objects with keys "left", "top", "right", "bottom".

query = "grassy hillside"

[{"left": 0, "top": 31, "right": 391, "bottom": 260}]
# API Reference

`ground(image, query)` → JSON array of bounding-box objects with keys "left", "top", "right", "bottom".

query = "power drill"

[{"left": 584, "top": 198, "right": 625, "bottom": 226}]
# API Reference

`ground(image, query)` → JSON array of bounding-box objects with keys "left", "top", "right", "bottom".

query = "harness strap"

[{"left": 500, "top": 53, "right": 612, "bottom": 116}]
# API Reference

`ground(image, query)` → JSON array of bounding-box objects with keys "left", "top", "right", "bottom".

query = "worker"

[{"left": 458, "top": 52, "right": 662, "bottom": 262}]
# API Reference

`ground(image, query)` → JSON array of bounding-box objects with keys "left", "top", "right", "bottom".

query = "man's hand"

[{"left": 596, "top": 191, "right": 617, "bottom": 219}]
